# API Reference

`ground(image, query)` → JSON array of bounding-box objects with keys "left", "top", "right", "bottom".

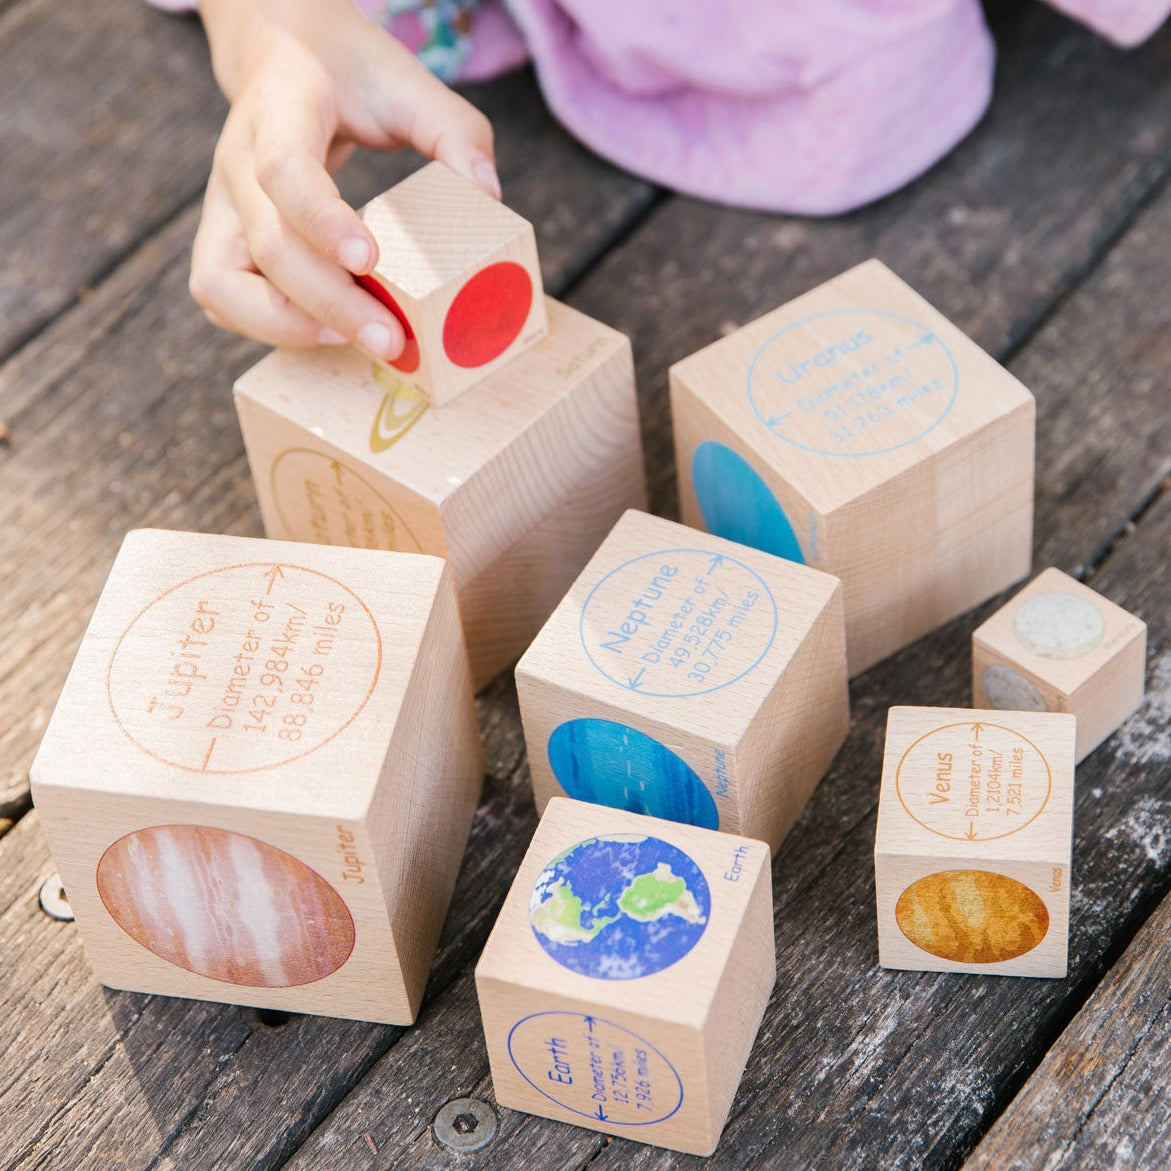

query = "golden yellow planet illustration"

[{"left": 895, "top": 870, "right": 1049, "bottom": 964}]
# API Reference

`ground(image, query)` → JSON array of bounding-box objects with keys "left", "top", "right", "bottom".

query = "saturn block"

[
  {"left": 476, "top": 797, "right": 775, "bottom": 1156},
  {"left": 973, "top": 567, "right": 1146, "bottom": 763},
  {"left": 875, "top": 706, "right": 1076, "bottom": 978},
  {"left": 670, "top": 258, "right": 1035, "bottom": 675},
  {"left": 515, "top": 510, "right": 848, "bottom": 854},
  {"left": 355, "top": 161, "right": 547, "bottom": 405},
  {"left": 29, "top": 529, "right": 483, "bottom": 1023},
  {"left": 234, "top": 297, "right": 646, "bottom": 689}
]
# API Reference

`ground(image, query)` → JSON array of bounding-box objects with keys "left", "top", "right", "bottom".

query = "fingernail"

[
  {"left": 358, "top": 322, "right": 397, "bottom": 358},
  {"left": 339, "top": 236, "right": 374, "bottom": 272},
  {"left": 318, "top": 326, "right": 347, "bottom": 346},
  {"left": 472, "top": 155, "right": 502, "bottom": 200}
]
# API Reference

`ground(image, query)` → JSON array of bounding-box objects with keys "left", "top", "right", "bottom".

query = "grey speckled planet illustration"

[
  {"left": 982, "top": 663, "right": 1048, "bottom": 712},
  {"left": 1014, "top": 592, "right": 1105, "bottom": 659},
  {"left": 529, "top": 834, "right": 710, "bottom": 980}
]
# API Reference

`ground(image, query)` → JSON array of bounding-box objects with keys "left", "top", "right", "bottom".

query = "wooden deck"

[{"left": 3, "top": 2, "right": 1170, "bottom": 1166}]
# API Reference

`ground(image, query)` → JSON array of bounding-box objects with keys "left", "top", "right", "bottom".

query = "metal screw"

[
  {"left": 433, "top": 1097, "right": 498, "bottom": 1152},
  {"left": 39, "top": 873, "right": 74, "bottom": 921}
]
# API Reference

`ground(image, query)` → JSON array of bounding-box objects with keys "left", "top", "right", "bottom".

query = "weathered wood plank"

[{"left": 281, "top": 11, "right": 1171, "bottom": 1167}]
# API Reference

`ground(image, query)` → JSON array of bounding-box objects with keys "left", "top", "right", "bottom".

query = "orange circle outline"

[
  {"left": 97, "top": 823, "right": 356, "bottom": 986},
  {"left": 106, "top": 561, "right": 383, "bottom": 774},
  {"left": 269, "top": 446, "right": 422, "bottom": 553},
  {"left": 894, "top": 721, "right": 1053, "bottom": 841}
]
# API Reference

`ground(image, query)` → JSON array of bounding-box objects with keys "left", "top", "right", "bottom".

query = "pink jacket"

[{"left": 153, "top": 0, "right": 1170, "bottom": 213}]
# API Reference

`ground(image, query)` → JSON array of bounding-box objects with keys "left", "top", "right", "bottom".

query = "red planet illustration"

[{"left": 442, "top": 261, "right": 532, "bottom": 368}]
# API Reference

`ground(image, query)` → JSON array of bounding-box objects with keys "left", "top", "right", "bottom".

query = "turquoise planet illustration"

[
  {"left": 529, "top": 834, "right": 711, "bottom": 979},
  {"left": 547, "top": 718, "right": 718, "bottom": 829},
  {"left": 691, "top": 440, "right": 804, "bottom": 563}
]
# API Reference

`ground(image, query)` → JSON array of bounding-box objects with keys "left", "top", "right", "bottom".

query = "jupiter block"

[
  {"left": 29, "top": 529, "right": 483, "bottom": 1023},
  {"left": 875, "top": 706, "right": 1076, "bottom": 978},
  {"left": 234, "top": 297, "right": 646, "bottom": 689},
  {"left": 516, "top": 510, "right": 848, "bottom": 854},
  {"left": 356, "top": 161, "right": 547, "bottom": 405},
  {"left": 476, "top": 797, "right": 775, "bottom": 1156},
  {"left": 670, "top": 259, "right": 1035, "bottom": 675},
  {"left": 973, "top": 567, "right": 1146, "bottom": 763}
]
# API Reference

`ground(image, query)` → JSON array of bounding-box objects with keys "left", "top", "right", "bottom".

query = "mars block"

[
  {"left": 875, "top": 706, "right": 1076, "bottom": 978},
  {"left": 30, "top": 529, "right": 484, "bottom": 1023},
  {"left": 234, "top": 297, "right": 646, "bottom": 689},
  {"left": 476, "top": 797, "right": 775, "bottom": 1155},
  {"left": 515, "top": 510, "right": 848, "bottom": 853},
  {"left": 973, "top": 567, "right": 1146, "bottom": 762},
  {"left": 670, "top": 259, "right": 1035, "bottom": 675},
  {"left": 356, "top": 161, "right": 547, "bottom": 405}
]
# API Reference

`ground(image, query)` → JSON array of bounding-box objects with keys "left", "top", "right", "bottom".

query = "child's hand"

[{"left": 192, "top": 0, "right": 500, "bottom": 358}]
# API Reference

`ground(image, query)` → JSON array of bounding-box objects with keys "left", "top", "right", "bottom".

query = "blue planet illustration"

[
  {"left": 691, "top": 441, "right": 804, "bottom": 563},
  {"left": 547, "top": 718, "right": 718, "bottom": 829},
  {"left": 529, "top": 834, "right": 711, "bottom": 979}
]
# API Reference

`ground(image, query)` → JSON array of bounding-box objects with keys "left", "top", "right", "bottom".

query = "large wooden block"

[
  {"left": 516, "top": 510, "right": 848, "bottom": 853},
  {"left": 234, "top": 297, "right": 646, "bottom": 689},
  {"left": 670, "top": 259, "right": 1035, "bottom": 675},
  {"left": 476, "top": 797, "right": 774, "bottom": 1156},
  {"left": 973, "top": 567, "right": 1146, "bottom": 763},
  {"left": 875, "top": 706, "right": 1076, "bottom": 978},
  {"left": 356, "top": 161, "right": 548, "bottom": 405},
  {"left": 29, "top": 529, "right": 483, "bottom": 1023}
]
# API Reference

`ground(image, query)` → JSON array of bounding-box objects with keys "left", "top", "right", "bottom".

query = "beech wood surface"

[{"left": 1, "top": 2, "right": 1169, "bottom": 1168}]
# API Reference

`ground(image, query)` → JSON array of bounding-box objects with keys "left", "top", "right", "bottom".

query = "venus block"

[
  {"left": 973, "top": 567, "right": 1146, "bottom": 763},
  {"left": 875, "top": 706, "right": 1076, "bottom": 978},
  {"left": 29, "top": 529, "right": 484, "bottom": 1023},
  {"left": 515, "top": 510, "right": 848, "bottom": 854},
  {"left": 234, "top": 297, "right": 646, "bottom": 689},
  {"left": 356, "top": 161, "right": 547, "bottom": 405},
  {"left": 670, "top": 259, "right": 1035, "bottom": 675},
  {"left": 476, "top": 797, "right": 774, "bottom": 1156}
]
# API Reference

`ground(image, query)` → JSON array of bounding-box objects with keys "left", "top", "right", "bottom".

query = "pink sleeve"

[{"left": 1043, "top": 0, "right": 1170, "bottom": 46}]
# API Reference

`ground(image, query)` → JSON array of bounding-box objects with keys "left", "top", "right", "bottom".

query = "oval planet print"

[
  {"left": 895, "top": 870, "right": 1049, "bottom": 965},
  {"left": 97, "top": 825, "right": 355, "bottom": 987}
]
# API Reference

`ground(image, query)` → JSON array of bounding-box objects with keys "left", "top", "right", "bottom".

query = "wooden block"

[
  {"left": 670, "top": 259, "right": 1035, "bottom": 675},
  {"left": 875, "top": 706, "right": 1076, "bottom": 978},
  {"left": 973, "top": 567, "right": 1147, "bottom": 763},
  {"left": 29, "top": 529, "right": 484, "bottom": 1024},
  {"left": 234, "top": 298, "right": 646, "bottom": 689},
  {"left": 475, "top": 796, "right": 775, "bottom": 1156},
  {"left": 515, "top": 510, "right": 848, "bottom": 854},
  {"left": 356, "top": 161, "right": 548, "bottom": 405}
]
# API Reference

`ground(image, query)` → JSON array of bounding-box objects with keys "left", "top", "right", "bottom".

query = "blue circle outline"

[
  {"left": 745, "top": 308, "right": 959, "bottom": 458},
  {"left": 506, "top": 1010, "right": 685, "bottom": 1126},
  {"left": 578, "top": 548, "right": 779, "bottom": 698}
]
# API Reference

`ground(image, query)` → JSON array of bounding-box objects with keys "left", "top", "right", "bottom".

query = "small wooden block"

[
  {"left": 475, "top": 797, "right": 775, "bottom": 1156},
  {"left": 670, "top": 259, "right": 1035, "bottom": 675},
  {"left": 29, "top": 529, "right": 483, "bottom": 1023},
  {"left": 357, "top": 161, "right": 548, "bottom": 405},
  {"left": 972, "top": 567, "right": 1147, "bottom": 763},
  {"left": 234, "top": 297, "right": 646, "bottom": 689},
  {"left": 515, "top": 510, "right": 848, "bottom": 853},
  {"left": 875, "top": 706, "right": 1076, "bottom": 978}
]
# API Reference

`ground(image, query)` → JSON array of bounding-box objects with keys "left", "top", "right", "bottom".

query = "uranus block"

[
  {"left": 670, "top": 259, "right": 1035, "bottom": 675},
  {"left": 972, "top": 567, "right": 1146, "bottom": 763},
  {"left": 515, "top": 510, "right": 848, "bottom": 854},
  {"left": 875, "top": 706, "right": 1076, "bottom": 978},
  {"left": 357, "top": 161, "right": 548, "bottom": 405},
  {"left": 234, "top": 297, "right": 646, "bottom": 689},
  {"left": 30, "top": 529, "right": 484, "bottom": 1023},
  {"left": 476, "top": 797, "right": 775, "bottom": 1156}
]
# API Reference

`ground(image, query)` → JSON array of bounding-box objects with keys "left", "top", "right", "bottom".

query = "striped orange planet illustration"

[
  {"left": 895, "top": 870, "right": 1049, "bottom": 964},
  {"left": 97, "top": 825, "right": 355, "bottom": 987}
]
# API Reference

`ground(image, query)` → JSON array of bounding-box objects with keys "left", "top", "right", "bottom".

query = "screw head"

[
  {"left": 433, "top": 1097, "right": 498, "bottom": 1152},
  {"left": 39, "top": 873, "right": 73, "bottom": 921}
]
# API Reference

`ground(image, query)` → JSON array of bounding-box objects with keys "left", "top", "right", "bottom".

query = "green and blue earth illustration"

[{"left": 529, "top": 834, "right": 711, "bottom": 978}]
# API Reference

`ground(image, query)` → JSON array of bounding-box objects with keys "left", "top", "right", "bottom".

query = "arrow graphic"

[
  {"left": 966, "top": 823, "right": 978, "bottom": 840},
  {"left": 971, "top": 722, "right": 985, "bottom": 740},
  {"left": 331, "top": 459, "right": 345, "bottom": 485},
  {"left": 707, "top": 554, "right": 726, "bottom": 575},
  {"left": 262, "top": 565, "right": 286, "bottom": 595},
  {"left": 627, "top": 668, "right": 645, "bottom": 691},
  {"left": 583, "top": 1016, "right": 596, "bottom": 1033},
  {"left": 595, "top": 1106, "right": 608, "bottom": 1121}
]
